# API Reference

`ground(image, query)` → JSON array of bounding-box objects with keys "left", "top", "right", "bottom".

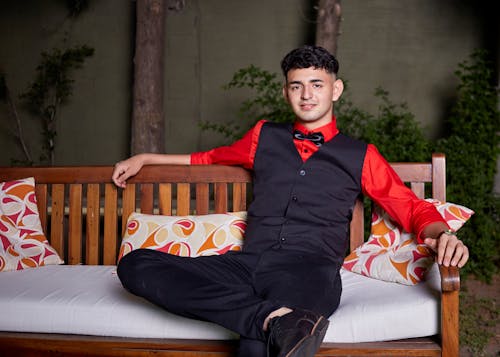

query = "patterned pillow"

[
  {"left": 119, "top": 212, "right": 247, "bottom": 260},
  {"left": 0, "top": 177, "right": 64, "bottom": 272},
  {"left": 342, "top": 200, "right": 474, "bottom": 285}
]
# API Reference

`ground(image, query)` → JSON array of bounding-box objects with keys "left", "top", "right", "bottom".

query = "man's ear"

[{"left": 332, "top": 79, "right": 344, "bottom": 101}]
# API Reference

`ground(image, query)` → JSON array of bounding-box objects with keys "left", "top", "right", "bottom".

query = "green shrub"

[
  {"left": 436, "top": 50, "right": 500, "bottom": 281},
  {"left": 337, "top": 86, "right": 431, "bottom": 162},
  {"left": 20, "top": 45, "right": 94, "bottom": 165},
  {"left": 199, "top": 65, "right": 294, "bottom": 142}
]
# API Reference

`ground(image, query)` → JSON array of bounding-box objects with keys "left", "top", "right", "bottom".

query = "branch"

[{"left": 4, "top": 84, "right": 33, "bottom": 164}]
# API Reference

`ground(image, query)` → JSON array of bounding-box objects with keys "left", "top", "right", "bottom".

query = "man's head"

[
  {"left": 280, "top": 45, "right": 339, "bottom": 79},
  {"left": 281, "top": 46, "right": 343, "bottom": 129}
]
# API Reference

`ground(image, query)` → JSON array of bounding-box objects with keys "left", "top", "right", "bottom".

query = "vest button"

[
  {"left": 292, "top": 196, "right": 298, "bottom": 201},
  {"left": 280, "top": 236, "right": 286, "bottom": 242},
  {"left": 299, "top": 169, "right": 306, "bottom": 176}
]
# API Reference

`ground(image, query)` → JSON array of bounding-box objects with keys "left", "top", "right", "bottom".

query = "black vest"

[{"left": 243, "top": 122, "right": 367, "bottom": 263}]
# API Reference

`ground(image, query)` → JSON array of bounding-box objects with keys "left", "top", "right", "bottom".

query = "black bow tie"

[{"left": 293, "top": 130, "right": 324, "bottom": 147}]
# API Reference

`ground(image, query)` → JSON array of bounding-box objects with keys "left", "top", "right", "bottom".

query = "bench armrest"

[{"left": 439, "top": 265, "right": 460, "bottom": 292}]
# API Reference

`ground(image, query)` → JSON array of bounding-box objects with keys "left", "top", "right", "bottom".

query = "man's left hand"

[{"left": 424, "top": 233, "right": 469, "bottom": 268}]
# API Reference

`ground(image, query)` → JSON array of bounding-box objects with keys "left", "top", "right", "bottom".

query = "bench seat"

[{"left": 0, "top": 264, "right": 440, "bottom": 343}]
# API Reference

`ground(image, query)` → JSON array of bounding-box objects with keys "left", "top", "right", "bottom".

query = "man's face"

[{"left": 283, "top": 67, "right": 343, "bottom": 129}]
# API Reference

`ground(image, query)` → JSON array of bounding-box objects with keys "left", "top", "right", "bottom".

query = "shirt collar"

[{"left": 293, "top": 116, "right": 339, "bottom": 143}]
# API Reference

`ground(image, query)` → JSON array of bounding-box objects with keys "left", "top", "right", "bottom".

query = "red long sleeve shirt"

[{"left": 191, "top": 118, "right": 447, "bottom": 242}]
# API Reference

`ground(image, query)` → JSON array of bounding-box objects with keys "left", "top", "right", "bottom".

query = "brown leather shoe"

[{"left": 267, "top": 309, "right": 329, "bottom": 357}]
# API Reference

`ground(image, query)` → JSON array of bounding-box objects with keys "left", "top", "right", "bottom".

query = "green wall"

[{"left": 0, "top": 0, "right": 497, "bottom": 166}]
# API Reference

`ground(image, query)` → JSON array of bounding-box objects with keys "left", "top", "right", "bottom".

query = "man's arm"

[
  {"left": 112, "top": 153, "right": 190, "bottom": 188},
  {"left": 361, "top": 145, "right": 469, "bottom": 268},
  {"left": 112, "top": 120, "right": 265, "bottom": 188}
]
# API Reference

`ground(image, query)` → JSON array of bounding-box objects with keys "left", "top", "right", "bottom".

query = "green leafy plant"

[
  {"left": 436, "top": 50, "right": 500, "bottom": 281},
  {"left": 337, "top": 87, "right": 431, "bottom": 162},
  {"left": 19, "top": 44, "right": 94, "bottom": 165},
  {"left": 199, "top": 65, "right": 294, "bottom": 142}
]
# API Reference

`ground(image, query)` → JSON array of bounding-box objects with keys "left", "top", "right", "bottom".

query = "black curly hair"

[{"left": 280, "top": 45, "right": 339, "bottom": 77}]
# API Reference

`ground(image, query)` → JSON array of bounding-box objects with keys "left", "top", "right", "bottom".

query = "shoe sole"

[{"left": 283, "top": 316, "right": 329, "bottom": 357}]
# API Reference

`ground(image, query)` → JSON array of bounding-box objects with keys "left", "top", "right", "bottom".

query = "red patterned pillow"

[
  {"left": 343, "top": 200, "right": 474, "bottom": 285},
  {"left": 0, "top": 177, "right": 64, "bottom": 272},
  {"left": 119, "top": 212, "right": 247, "bottom": 260}
]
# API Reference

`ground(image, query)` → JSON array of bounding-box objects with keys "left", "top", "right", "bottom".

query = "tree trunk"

[
  {"left": 131, "top": 0, "right": 166, "bottom": 155},
  {"left": 315, "top": 0, "right": 342, "bottom": 56}
]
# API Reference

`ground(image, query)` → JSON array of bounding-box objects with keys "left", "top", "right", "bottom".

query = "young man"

[{"left": 112, "top": 45, "right": 469, "bottom": 357}]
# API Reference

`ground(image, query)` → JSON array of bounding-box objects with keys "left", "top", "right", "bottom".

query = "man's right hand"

[{"left": 112, "top": 155, "right": 144, "bottom": 188}]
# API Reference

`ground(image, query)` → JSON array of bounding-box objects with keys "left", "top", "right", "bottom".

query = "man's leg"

[
  {"left": 117, "top": 249, "right": 280, "bottom": 341},
  {"left": 237, "top": 337, "right": 267, "bottom": 357},
  {"left": 255, "top": 251, "right": 343, "bottom": 357},
  {"left": 255, "top": 251, "right": 342, "bottom": 316}
]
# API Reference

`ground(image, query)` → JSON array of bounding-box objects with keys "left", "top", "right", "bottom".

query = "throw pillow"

[
  {"left": 0, "top": 177, "right": 64, "bottom": 272},
  {"left": 119, "top": 211, "right": 247, "bottom": 260},
  {"left": 343, "top": 199, "right": 474, "bottom": 285}
]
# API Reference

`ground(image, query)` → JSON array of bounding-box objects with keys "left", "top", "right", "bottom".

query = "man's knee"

[{"left": 117, "top": 249, "right": 156, "bottom": 293}]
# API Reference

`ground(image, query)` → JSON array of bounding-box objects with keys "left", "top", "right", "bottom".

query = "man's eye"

[
  {"left": 313, "top": 84, "right": 322, "bottom": 89},
  {"left": 290, "top": 85, "right": 300, "bottom": 91}
]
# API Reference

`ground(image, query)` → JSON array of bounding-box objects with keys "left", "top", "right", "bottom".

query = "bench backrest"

[{"left": 0, "top": 154, "right": 445, "bottom": 265}]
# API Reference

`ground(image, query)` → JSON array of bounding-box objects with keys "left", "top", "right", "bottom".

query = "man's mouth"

[{"left": 300, "top": 103, "right": 316, "bottom": 110}]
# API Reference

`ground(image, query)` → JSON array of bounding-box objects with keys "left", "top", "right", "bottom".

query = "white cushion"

[
  {"left": 0, "top": 264, "right": 441, "bottom": 342},
  {"left": 329, "top": 265, "right": 440, "bottom": 342},
  {"left": 0, "top": 265, "right": 236, "bottom": 339}
]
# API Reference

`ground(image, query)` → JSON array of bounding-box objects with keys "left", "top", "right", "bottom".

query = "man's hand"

[
  {"left": 112, "top": 155, "right": 144, "bottom": 188},
  {"left": 111, "top": 153, "right": 191, "bottom": 188},
  {"left": 424, "top": 232, "right": 469, "bottom": 268}
]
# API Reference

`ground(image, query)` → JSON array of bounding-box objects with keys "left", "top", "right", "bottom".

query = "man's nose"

[{"left": 301, "top": 86, "right": 312, "bottom": 100}]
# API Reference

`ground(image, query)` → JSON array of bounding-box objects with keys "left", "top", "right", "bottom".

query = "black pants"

[{"left": 117, "top": 248, "right": 342, "bottom": 356}]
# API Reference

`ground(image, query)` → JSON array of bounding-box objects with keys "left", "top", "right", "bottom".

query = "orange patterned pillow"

[
  {"left": 343, "top": 200, "right": 474, "bottom": 285},
  {"left": 119, "top": 212, "right": 247, "bottom": 260},
  {"left": 0, "top": 177, "right": 64, "bottom": 272}
]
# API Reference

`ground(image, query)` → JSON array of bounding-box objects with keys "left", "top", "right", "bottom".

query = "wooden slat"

[
  {"left": 391, "top": 162, "right": 432, "bottom": 182},
  {"left": 0, "top": 333, "right": 238, "bottom": 357},
  {"left": 68, "top": 184, "right": 82, "bottom": 265},
  {"left": 176, "top": 183, "right": 190, "bottom": 215},
  {"left": 50, "top": 184, "right": 65, "bottom": 258},
  {"left": 35, "top": 184, "right": 48, "bottom": 234},
  {"left": 195, "top": 183, "right": 209, "bottom": 215},
  {"left": 0, "top": 165, "right": 252, "bottom": 185},
  {"left": 411, "top": 182, "right": 425, "bottom": 199},
  {"left": 129, "top": 165, "right": 252, "bottom": 184},
  {"left": 86, "top": 184, "right": 100, "bottom": 265},
  {"left": 0, "top": 333, "right": 440, "bottom": 357},
  {"left": 214, "top": 183, "right": 227, "bottom": 213},
  {"left": 318, "top": 338, "right": 441, "bottom": 356},
  {"left": 158, "top": 183, "right": 172, "bottom": 215},
  {"left": 432, "top": 153, "right": 446, "bottom": 201},
  {"left": 103, "top": 184, "right": 118, "bottom": 265},
  {"left": 122, "top": 184, "right": 136, "bottom": 235},
  {"left": 232, "top": 183, "right": 246, "bottom": 212},
  {"left": 140, "top": 184, "right": 154, "bottom": 214}
]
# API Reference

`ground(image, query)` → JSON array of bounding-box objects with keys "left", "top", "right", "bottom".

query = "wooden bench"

[{"left": 0, "top": 153, "right": 460, "bottom": 356}]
